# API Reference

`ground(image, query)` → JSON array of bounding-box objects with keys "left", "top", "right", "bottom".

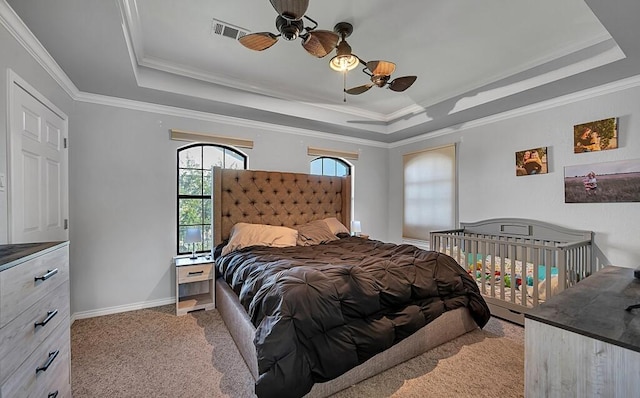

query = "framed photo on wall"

[
  {"left": 564, "top": 159, "right": 640, "bottom": 203},
  {"left": 573, "top": 117, "right": 618, "bottom": 153},
  {"left": 515, "top": 147, "right": 548, "bottom": 176}
]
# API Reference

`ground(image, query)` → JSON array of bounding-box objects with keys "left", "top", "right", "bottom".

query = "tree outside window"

[{"left": 177, "top": 144, "right": 246, "bottom": 255}]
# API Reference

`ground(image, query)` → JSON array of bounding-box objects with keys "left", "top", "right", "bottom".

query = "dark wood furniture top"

[{"left": 525, "top": 265, "right": 640, "bottom": 353}]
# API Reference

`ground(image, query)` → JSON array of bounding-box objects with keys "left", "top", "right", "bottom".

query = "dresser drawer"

[
  {"left": 29, "top": 333, "right": 71, "bottom": 398},
  {"left": 177, "top": 263, "right": 214, "bottom": 283},
  {"left": 0, "top": 245, "right": 69, "bottom": 328},
  {"left": 0, "top": 280, "right": 70, "bottom": 384},
  {"left": 0, "top": 320, "right": 70, "bottom": 398}
]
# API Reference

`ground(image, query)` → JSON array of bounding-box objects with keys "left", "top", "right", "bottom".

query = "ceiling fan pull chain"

[{"left": 343, "top": 72, "right": 347, "bottom": 102}]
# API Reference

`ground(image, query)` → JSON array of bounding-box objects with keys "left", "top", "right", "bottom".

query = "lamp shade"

[
  {"left": 351, "top": 220, "right": 361, "bottom": 234},
  {"left": 184, "top": 226, "right": 202, "bottom": 244}
]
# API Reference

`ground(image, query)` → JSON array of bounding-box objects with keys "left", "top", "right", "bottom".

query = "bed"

[
  {"left": 211, "top": 167, "right": 490, "bottom": 398},
  {"left": 430, "top": 218, "right": 595, "bottom": 325}
]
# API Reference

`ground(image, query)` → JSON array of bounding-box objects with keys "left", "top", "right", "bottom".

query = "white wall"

[
  {"left": 388, "top": 81, "right": 640, "bottom": 268},
  {"left": 68, "top": 102, "right": 388, "bottom": 315}
]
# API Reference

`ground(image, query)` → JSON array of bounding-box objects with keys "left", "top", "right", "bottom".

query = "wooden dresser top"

[
  {"left": 526, "top": 265, "right": 640, "bottom": 353},
  {"left": 0, "top": 241, "right": 68, "bottom": 272}
]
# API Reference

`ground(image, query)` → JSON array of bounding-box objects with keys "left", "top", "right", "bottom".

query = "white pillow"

[
  {"left": 322, "top": 217, "right": 350, "bottom": 235},
  {"left": 221, "top": 223, "right": 298, "bottom": 256}
]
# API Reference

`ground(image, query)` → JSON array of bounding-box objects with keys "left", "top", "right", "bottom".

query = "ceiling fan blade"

[
  {"left": 302, "top": 30, "right": 339, "bottom": 58},
  {"left": 238, "top": 32, "right": 279, "bottom": 51},
  {"left": 345, "top": 84, "right": 374, "bottom": 95},
  {"left": 270, "top": 0, "right": 309, "bottom": 20},
  {"left": 388, "top": 76, "right": 417, "bottom": 92},
  {"left": 366, "top": 60, "right": 396, "bottom": 76}
]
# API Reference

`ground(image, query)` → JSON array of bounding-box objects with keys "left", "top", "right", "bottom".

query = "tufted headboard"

[{"left": 212, "top": 167, "right": 351, "bottom": 245}]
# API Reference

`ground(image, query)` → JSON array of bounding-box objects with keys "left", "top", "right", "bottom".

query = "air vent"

[{"left": 211, "top": 18, "right": 249, "bottom": 41}]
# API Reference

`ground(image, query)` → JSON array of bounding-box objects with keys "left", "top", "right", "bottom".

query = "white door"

[{"left": 8, "top": 74, "right": 68, "bottom": 243}]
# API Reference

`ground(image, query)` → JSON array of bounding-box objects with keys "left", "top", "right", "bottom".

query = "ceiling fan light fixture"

[
  {"left": 329, "top": 54, "right": 360, "bottom": 72},
  {"left": 276, "top": 16, "right": 303, "bottom": 41},
  {"left": 329, "top": 41, "right": 359, "bottom": 72}
]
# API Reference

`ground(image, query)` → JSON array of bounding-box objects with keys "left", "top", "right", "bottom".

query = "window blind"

[{"left": 403, "top": 144, "right": 456, "bottom": 240}]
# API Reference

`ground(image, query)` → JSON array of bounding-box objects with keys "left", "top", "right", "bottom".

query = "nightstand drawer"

[{"left": 177, "top": 263, "right": 214, "bottom": 283}]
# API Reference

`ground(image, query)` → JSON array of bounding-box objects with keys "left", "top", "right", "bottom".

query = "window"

[
  {"left": 403, "top": 144, "right": 457, "bottom": 245},
  {"left": 310, "top": 157, "right": 351, "bottom": 177},
  {"left": 177, "top": 144, "right": 247, "bottom": 255}
]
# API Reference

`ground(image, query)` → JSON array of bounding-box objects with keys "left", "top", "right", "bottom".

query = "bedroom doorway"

[{"left": 7, "top": 70, "right": 69, "bottom": 243}]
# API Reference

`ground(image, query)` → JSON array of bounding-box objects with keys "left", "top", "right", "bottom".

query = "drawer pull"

[
  {"left": 35, "top": 310, "right": 59, "bottom": 328},
  {"left": 48, "top": 391, "right": 59, "bottom": 398},
  {"left": 188, "top": 271, "right": 204, "bottom": 276},
  {"left": 36, "top": 350, "right": 59, "bottom": 373},
  {"left": 35, "top": 268, "right": 59, "bottom": 282}
]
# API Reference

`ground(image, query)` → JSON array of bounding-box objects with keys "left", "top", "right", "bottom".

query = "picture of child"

[
  {"left": 524, "top": 151, "right": 543, "bottom": 174},
  {"left": 583, "top": 172, "right": 597, "bottom": 195}
]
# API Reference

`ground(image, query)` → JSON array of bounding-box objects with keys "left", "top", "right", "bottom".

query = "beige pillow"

[
  {"left": 295, "top": 220, "right": 339, "bottom": 246},
  {"left": 322, "top": 217, "right": 350, "bottom": 235},
  {"left": 221, "top": 223, "right": 298, "bottom": 256}
]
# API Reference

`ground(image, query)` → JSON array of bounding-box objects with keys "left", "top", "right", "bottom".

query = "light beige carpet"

[{"left": 71, "top": 305, "right": 523, "bottom": 398}]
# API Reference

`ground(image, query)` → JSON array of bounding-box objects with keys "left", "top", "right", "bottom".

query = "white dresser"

[{"left": 0, "top": 242, "right": 71, "bottom": 398}]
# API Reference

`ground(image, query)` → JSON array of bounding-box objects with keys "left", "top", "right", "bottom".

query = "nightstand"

[{"left": 174, "top": 256, "right": 215, "bottom": 316}]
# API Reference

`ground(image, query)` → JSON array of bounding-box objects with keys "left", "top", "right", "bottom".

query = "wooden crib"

[{"left": 431, "top": 218, "right": 595, "bottom": 325}]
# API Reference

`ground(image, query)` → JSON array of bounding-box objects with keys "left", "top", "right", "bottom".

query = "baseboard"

[{"left": 70, "top": 297, "right": 175, "bottom": 324}]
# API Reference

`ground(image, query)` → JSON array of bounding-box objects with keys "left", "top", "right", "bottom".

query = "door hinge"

[
  {"left": 63, "top": 138, "right": 67, "bottom": 149},
  {"left": 64, "top": 219, "right": 68, "bottom": 230}
]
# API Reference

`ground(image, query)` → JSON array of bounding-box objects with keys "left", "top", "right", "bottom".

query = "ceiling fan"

[
  {"left": 238, "top": 0, "right": 339, "bottom": 58},
  {"left": 326, "top": 22, "right": 417, "bottom": 98},
  {"left": 345, "top": 60, "right": 418, "bottom": 95}
]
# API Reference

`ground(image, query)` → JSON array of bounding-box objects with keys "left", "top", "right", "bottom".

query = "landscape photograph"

[{"left": 565, "top": 159, "right": 640, "bottom": 203}]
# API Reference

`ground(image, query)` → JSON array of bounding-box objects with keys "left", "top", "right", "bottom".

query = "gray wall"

[
  {"left": 388, "top": 83, "right": 640, "bottom": 268},
  {"left": 68, "top": 102, "right": 388, "bottom": 314}
]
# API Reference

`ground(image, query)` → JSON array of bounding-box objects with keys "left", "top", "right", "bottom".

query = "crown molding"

[
  {"left": 0, "top": 1, "right": 79, "bottom": 99},
  {"left": 389, "top": 73, "right": 640, "bottom": 148},
  {"left": 74, "top": 91, "right": 389, "bottom": 148}
]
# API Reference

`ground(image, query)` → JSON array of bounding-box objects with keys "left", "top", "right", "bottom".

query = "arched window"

[
  {"left": 310, "top": 157, "right": 351, "bottom": 177},
  {"left": 177, "top": 144, "right": 247, "bottom": 255}
]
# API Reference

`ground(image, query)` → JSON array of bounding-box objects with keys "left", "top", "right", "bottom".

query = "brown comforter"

[{"left": 216, "top": 237, "right": 490, "bottom": 398}]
